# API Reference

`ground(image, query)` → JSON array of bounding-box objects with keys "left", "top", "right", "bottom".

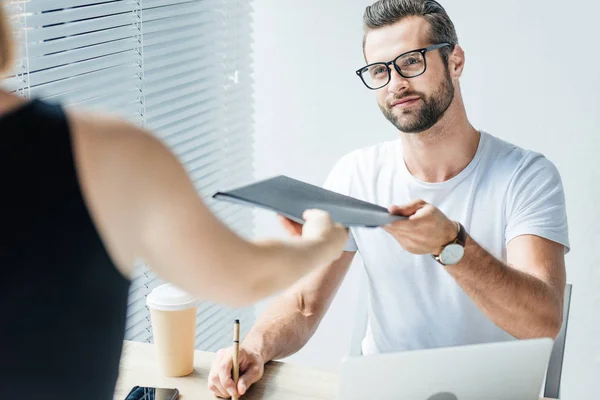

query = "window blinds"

[{"left": 5, "top": 0, "right": 256, "bottom": 351}]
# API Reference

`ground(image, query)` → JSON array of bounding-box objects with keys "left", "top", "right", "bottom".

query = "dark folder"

[{"left": 212, "top": 175, "right": 404, "bottom": 228}]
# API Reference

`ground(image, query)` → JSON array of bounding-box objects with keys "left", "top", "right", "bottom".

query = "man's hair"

[{"left": 363, "top": 0, "right": 458, "bottom": 64}]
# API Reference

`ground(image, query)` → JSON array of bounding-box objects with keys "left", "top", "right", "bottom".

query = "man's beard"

[{"left": 380, "top": 70, "right": 455, "bottom": 134}]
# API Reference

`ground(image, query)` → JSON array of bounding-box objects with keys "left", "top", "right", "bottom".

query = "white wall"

[{"left": 251, "top": 1, "right": 599, "bottom": 399}]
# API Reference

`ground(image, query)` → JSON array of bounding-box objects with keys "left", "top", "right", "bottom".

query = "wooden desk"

[
  {"left": 114, "top": 341, "right": 337, "bottom": 399},
  {"left": 114, "top": 341, "right": 553, "bottom": 400}
]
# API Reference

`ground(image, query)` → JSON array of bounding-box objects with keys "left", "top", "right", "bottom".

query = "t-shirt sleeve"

[
  {"left": 322, "top": 153, "right": 359, "bottom": 252},
  {"left": 505, "top": 154, "right": 570, "bottom": 253}
]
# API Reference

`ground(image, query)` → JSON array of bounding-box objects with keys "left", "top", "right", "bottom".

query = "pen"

[{"left": 232, "top": 319, "right": 240, "bottom": 400}]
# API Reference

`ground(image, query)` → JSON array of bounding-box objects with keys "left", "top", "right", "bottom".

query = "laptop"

[{"left": 338, "top": 338, "right": 553, "bottom": 400}]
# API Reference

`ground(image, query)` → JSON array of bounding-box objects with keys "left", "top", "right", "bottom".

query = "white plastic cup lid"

[{"left": 146, "top": 283, "right": 199, "bottom": 311}]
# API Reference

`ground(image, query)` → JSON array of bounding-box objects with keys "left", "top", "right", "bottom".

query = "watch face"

[{"left": 440, "top": 244, "right": 465, "bottom": 265}]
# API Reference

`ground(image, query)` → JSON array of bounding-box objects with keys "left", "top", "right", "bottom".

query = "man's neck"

[{"left": 400, "top": 104, "right": 480, "bottom": 183}]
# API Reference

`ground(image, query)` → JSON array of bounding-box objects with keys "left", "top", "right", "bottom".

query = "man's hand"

[
  {"left": 208, "top": 346, "right": 265, "bottom": 398},
  {"left": 383, "top": 199, "right": 458, "bottom": 255}
]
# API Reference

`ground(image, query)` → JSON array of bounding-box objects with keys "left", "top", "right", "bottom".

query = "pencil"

[{"left": 232, "top": 319, "right": 240, "bottom": 400}]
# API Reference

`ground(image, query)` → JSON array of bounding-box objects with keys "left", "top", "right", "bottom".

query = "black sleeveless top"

[{"left": 0, "top": 99, "right": 131, "bottom": 399}]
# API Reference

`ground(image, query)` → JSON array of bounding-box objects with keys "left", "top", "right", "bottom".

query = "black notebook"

[{"left": 212, "top": 175, "right": 404, "bottom": 227}]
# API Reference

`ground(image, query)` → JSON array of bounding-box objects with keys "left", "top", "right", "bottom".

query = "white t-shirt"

[{"left": 323, "top": 131, "right": 570, "bottom": 355}]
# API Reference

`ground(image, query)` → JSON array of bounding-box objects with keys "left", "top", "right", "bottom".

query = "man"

[{"left": 208, "top": 0, "right": 570, "bottom": 398}]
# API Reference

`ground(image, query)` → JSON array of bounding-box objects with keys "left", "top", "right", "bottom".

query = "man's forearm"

[
  {"left": 241, "top": 251, "right": 354, "bottom": 363},
  {"left": 242, "top": 293, "right": 321, "bottom": 363},
  {"left": 445, "top": 236, "right": 564, "bottom": 339}
]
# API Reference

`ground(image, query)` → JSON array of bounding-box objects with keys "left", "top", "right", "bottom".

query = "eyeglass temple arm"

[{"left": 426, "top": 43, "right": 453, "bottom": 51}]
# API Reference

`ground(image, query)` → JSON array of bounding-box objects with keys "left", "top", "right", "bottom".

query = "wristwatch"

[{"left": 432, "top": 221, "right": 467, "bottom": 266}]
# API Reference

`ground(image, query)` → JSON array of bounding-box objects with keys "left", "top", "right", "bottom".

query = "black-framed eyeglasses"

[{"left": 355, "top": 43, "right": 452, "bottom": 90}]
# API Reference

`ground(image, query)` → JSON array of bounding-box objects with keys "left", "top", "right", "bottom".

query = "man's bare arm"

[
  {"left": 445, "top": 234, "right": 566, "bottom": 339},
  {"left": 243, "top": 251, "right": 356, "bottom": 362},
  {"left": 384, "top": 200, "right": 566, "bottom": 340}
]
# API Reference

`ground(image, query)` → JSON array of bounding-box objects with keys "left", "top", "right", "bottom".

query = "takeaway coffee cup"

[{"left": 147, "top": 283, "right": 199, "bottom": 377}]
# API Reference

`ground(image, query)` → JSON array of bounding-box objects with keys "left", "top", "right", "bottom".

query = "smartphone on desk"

[{"left": 124, "top": 386, "right": 179, "bottom": 400}]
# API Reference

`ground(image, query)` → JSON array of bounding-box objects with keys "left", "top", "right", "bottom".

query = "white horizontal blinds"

[
  {"left": 198, "top": 0, "right": 255, "bottom": 349},
  {"left": 125, "top": 0, "right": 255, "bottom": 351},
  {"left": 124, "top": 262, "right": 162, "bottom": 342},
  {"left": 215, "top": 0, "right": 254, "bottom": 234},
  {"left": 5, "top": 0, "right": 145, "bottom": 125}
]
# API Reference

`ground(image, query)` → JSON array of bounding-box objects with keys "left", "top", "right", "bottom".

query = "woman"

[{"left": 0, "top": 5, "right": 347, "bottom": 399}]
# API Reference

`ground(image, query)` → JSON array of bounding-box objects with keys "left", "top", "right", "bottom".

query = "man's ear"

[{"left": 448, "top": 44, "right": 465, "bottom": 79}]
